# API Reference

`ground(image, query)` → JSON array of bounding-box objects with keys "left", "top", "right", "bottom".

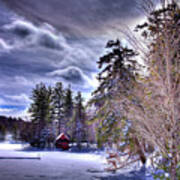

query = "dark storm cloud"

[
  {"left": 0, "top": 18, "right": 100, "bottom": 103},
  {"left": 2, "top": 20, "right": 66, "bottom": 50},
  {"left": 0, "top": 40, "right": 98, "bottom": 93},
  {"left": 0, "top": 0, "right": 141, "bottom": 117},
  {"left": 48, "top": 66, "right": 92, "bottom": 85},
  {"left": 0, "top": 19, "right": 102, "bottom": 72},
  {"left": 2, "top": 0, "right": 139, "bottom": 37}
]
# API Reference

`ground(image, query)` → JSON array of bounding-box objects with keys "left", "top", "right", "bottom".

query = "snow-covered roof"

[{"left": 56, "top": 133, "right": 69, "bottom": 141}]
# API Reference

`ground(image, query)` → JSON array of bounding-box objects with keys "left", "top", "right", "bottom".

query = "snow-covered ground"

[{"left": 0, "top": 142, "right": 153, "bottom": 180}]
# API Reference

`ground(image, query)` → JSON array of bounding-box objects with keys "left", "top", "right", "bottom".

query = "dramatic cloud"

[
  {"left": 1, "top": 18, "right": 102, "bottom": 71},
  {"left": 2, "top": 0, "right": 140, "bottom": 37},
  {"left": 0, "top": 0, "right": 141, "bottom": 117},
  {"left": 2, "top": 20, "right": 67, "bottom": 50},
  {"left": 0, "top": 17, "right": 101, "bottom": 117},
  {"left": 4, "top": 20, "right": 38, "bottom": 37},
  {"left": 48, "top": 67, "right": 88, "bottom": 84},
  {"left": 47, "top": 66, "right": 98, "bottom": 90}
]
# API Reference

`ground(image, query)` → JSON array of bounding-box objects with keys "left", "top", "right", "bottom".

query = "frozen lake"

[{"left": 0, "top": 142, "right": 149, "bottom": 180}]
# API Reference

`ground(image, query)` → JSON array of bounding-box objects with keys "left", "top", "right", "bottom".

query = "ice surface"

[{"left": 0, "top": 142, "right": 152, "bottom": 180}]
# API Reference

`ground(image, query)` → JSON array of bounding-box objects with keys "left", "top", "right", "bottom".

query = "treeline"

[
  {"left": 28, "top": 82, "right": 95, "bottom": 148},
  {"left": 0, "top": 116, "right": 31, "bottom": 141}
]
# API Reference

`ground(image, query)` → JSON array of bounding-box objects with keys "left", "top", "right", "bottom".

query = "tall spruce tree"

[
  {"left": 73, "top": 92, "right": 86, "bottom": 147},
  {"left": 64, "top": 85, "right": 73, "bottom": 134},
  {"left": 52, "top": 82, "right": 65, "bottom": 134},
  {"left": 89, "top": 39, "right": 147, "bottom": 163},
  {"left": 29, "top": 83, "right": 52, "bottom": 138}
]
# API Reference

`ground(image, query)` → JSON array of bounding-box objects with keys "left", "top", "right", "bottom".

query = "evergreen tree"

[
  {"left": 89, "top": 39, "right": 147, "bottom": 163},
  {"left": 64, "top": 85, "right": 73, "bottom": 134},
  {"left": 29, "top": 83, "right": 52, "bottom": 139},
  {"left": 73, "top": 92, "right": 86, "bottom": 147},
  {"left": 51, "top": 82, "right": 65, "bottom": 134}
]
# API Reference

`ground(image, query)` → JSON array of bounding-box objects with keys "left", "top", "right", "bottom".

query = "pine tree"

[
  {"left": 73, "top": 92, "right": 86, "bottom": 148},
  {"left": 89, "top": 39, "right": 147, "bottom": 163},
  {"left": 51, "top": 82, "right": 65, "bottom": 135},
  {"left": 64, "top": 85, "right": 73, "bottom": 135},
  {"left": 29, "top": 83, "right": 52, "bottom": 139}
]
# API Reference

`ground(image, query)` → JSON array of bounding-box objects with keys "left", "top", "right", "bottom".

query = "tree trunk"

[{"left": 134, "top": 137, "right": 147, "bottom": 165}]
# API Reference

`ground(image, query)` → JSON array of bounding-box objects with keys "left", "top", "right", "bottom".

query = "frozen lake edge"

[{"left": 0, "top": 142, "right": 152, "bottom": 180}]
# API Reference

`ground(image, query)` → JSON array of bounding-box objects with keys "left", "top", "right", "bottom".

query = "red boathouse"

[{"left": 55, "top": 133, "right": 70, "bottom": 150}]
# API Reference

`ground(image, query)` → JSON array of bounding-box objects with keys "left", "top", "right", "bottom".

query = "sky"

[{"left": 0, "top": 0, "right": 142, "bottom": 118}]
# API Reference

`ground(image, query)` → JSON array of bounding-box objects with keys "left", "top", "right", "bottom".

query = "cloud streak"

[{"left": 2, "top": 0, "right": 139, "bottom": 37}]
